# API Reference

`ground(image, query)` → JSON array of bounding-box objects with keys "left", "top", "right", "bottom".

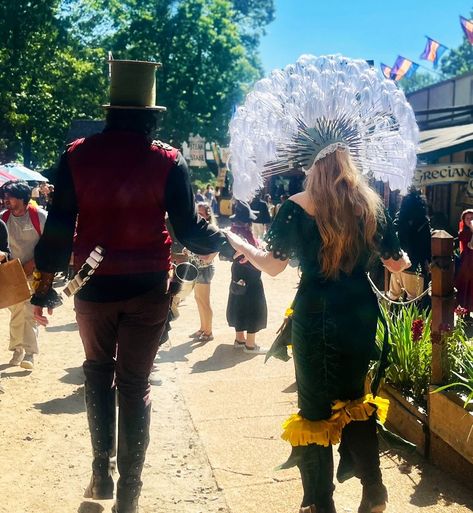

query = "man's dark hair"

[
  {"left": 0, "top": 180, "right": 31, "bottom": 204},
  {"left": 105, "top": 109, "right": 161, "bottom": 139}
]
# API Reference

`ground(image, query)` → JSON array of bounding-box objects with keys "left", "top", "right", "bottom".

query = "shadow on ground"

[
  {"left": 159, "top": 337, "right": 210, "bottom": 363},
  {"left": 46, "top": 322, "right": 79, "bottom": 332},
  {"left": 190, "top": 343, "right": 259, "bottom": 373},
  {"left": 34, "top": 385, "right": 85, "bottom": 415},
  {"left": 381, "top": 446, "right": 473, "bottom": 510},
  {"left": 60, "top": 366, "right": 84, "bottom": 385},
  {"left": 78, "top": 501, "right": 104, "bottom": 513}
]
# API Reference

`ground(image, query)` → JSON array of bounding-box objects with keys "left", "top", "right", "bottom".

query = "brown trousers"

[{"left": 74, "top": 281, "right": 170, "bottom": 406}]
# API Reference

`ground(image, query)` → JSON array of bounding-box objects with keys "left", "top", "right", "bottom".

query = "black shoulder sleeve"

[
  {"left": 34, "top": 152, "right": 78, "bottom": 272},
  {"left": 0, "top": 219, "right": 11, "bottom": 259}
]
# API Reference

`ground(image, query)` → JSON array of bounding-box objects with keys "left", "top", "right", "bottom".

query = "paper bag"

[{"left": 0, "top": 259, "right": 31, "bottom": 309}]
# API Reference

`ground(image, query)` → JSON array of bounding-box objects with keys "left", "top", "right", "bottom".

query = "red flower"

[
  {"left": 455, "top": 306, "right": 469, "bottom": 318},
  {"left": 411, "top": 319, "right": 424, "bottom": 342}
]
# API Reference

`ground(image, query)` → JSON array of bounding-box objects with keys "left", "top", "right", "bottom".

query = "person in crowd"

[
  {"left": 195, "top": 188, "right": 205, "bottom": 203},
  {"left": 226, "top": 200, "right": 268, "bottom": 354},
  {"left": 265, "top": 193, "right": 275, "bottom": 220},
  {"left": 188, "top": 202, "right": 217, "bottom": 342},
  {"left": 455, "top": 209, "right": 473, "bottom": 321},
  {"left": 387, "top": 189, "right": 431, "bottom": 303},
  {"left": 250, "top": 191, "right": 272, "bottom": 241},
  {"left": 204, "top": 184, "right": 218, "bottom": 214},
  {"left": 0, "top": 218, "right": 11, "bottom": 393},
  {"left": 1, "top": 180, "right": 47, "bottom": 370},
  {"left": 30, "top": 60, "right": 233, "bottom": 513},
  {"left": 225, "top": 149, "right": 409, "bottom": 513},
  {"left": 274, "top": 193, "right": 289, "bottom": 216}
]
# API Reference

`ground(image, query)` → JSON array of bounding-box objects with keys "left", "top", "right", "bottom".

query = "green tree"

[
  {"left": 0, "top": 0, "right": 107, "bottom": 167},
  {"left": 440, "top": 9, "right": 473, "bottom": 77},
  {"left": 441, "top": 37, "right": 473, "bottom": 77},
  {"left": 104, "top": 0, "right": 262, "bottom": 144},
  {"left": 399, "top": 71, "right": 438, "bottom": 94}
]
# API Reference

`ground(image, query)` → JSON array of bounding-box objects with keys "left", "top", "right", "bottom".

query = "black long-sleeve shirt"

[
  {"left": 0, "top": 219, "right": 11, "bottom": 260},
  {"left": 35, "top": 146, "right": 231, "bottom": 301}
]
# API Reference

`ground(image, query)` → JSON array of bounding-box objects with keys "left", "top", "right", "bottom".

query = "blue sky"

[{"left": 259, "top": 0, "right": 473, "bottom": 75}]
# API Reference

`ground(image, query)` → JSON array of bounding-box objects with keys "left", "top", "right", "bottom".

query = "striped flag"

[
  {"left": 420, "top": 37, "right": 447, "bottom": 68},
  {"left": 391, "top": 56, "right": 419, "bottom": 81},
  {"left": 380, "top": 63, "right": 393, "bottom": 79},
  {"left": 460, "top": 15, "right": 473, "bottom": 44}
]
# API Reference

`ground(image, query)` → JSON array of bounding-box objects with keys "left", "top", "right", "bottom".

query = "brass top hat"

[{"left": 103, "top": 59, "right": 166, "bottom": 111}]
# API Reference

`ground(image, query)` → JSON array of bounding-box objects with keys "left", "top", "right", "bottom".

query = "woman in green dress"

[{"left": 225, "top": 148, "right": 410, "bottom": 513}]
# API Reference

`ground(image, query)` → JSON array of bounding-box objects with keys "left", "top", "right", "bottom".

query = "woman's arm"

[{"left": 225, "top": 230, "right": 289, "bottom": 276}]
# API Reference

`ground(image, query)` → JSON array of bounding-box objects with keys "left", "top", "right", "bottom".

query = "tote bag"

[{"left": 0, "top": 259, "right": 31, "bottom": 309}]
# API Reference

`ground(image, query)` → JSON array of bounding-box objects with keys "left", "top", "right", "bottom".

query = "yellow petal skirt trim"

[{"left": 281, "top": 394, "right": 389, "bottom": 447}]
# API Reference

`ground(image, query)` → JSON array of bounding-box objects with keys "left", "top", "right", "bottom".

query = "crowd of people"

[{"left": 1, "top": 57, "right": 473, "bottom": 513}]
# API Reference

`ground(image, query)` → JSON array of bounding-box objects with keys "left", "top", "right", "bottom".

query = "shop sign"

[
  {"left": 413, "top": 164, "right": 473, "bottom": 196},
  {"left": 188, "top": 134, "right": 206, "bottom": 167}
]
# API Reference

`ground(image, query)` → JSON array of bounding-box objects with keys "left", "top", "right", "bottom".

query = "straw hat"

[{"left": 103, "top": 59, "right": 166, "bottom": 111}]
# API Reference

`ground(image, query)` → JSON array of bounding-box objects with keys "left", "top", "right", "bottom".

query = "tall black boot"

[
  {"left": 297, "top": 444, "right": 337, "bottom": 513},
  {"left": 338, "top": 417, "right": 387, "bottom": 513},
  {"left": 83, "top": 360, "right": 116, "bottom": 500},
  {"left": 112, "top": 395, "right": 151, "bottom": 513}
]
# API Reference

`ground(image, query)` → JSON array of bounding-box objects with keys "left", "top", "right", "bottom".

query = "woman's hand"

[
  {"left": 382, "top": 251, "right": 411, "bottom": 273},
  {"left": 223, "top": 230, "right": 249, "bottom": 263}
]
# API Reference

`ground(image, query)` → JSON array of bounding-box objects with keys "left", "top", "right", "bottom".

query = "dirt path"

[{"left": 1, "top": 259, "right": 472, "bottom": 513}]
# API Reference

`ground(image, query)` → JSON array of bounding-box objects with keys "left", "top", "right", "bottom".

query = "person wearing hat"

[
  {"left": 226, "top": 200, "right": 268, "bottom": 354},
  {"left": 30, "top": 59, "right": 233, "bottom": 513}
]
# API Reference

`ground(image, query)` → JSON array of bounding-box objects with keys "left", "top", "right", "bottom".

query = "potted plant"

[
  {"left": 430, "top": 309, "right": 473, "bottom": 465},
  {"left": 375, "top": 303, "right": 431, "bottom": 452}
]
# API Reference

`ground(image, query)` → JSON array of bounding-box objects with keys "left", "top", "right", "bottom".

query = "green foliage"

[
  {"left": 189, "top": 166, "right": 217, "bottom": 191},
  {"left": 434, "top": 317, "right": 473, "bottom": 408},
  {"left": 105, "top": 0, "right": 261, "bottom": 145},
  {"left": 376, "top": 303, "right": 432, "bottom": 406},
  {"left": 399, "top": 71, "right": 438, "bottom": 95},
  {"left": 441, "top": 37, "right": 473, "bottom": 77},
  {"left": 0, "top": 0, "right": 273, "bottom": 168},
  {"left": 0, "top": 0, "right": 106, "bottom": 168}
]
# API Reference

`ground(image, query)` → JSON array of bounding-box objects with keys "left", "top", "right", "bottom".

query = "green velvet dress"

[{"left": 265, "top": 200, "right": 401, "bottom": 425}]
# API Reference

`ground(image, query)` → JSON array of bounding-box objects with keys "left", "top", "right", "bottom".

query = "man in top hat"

[{"left": 31, "top": 59, "right": 232, "bottom": 513}]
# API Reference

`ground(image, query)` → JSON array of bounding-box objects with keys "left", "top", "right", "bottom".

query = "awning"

[
  {"left": 0, "top": 166, "right": 18, "bottom": 185},
  {"left": 418, "top": 123, "right": 473, "bottom": 159},
  {"left": 2, "top": 163, "right": 48, "bottom": 182}
]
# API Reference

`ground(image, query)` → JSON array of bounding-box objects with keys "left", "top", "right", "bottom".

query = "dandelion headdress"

[{"left": 229, "top": 54, "right": 419, "bottom": 201}]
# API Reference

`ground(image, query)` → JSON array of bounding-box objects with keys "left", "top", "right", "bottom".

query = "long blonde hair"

[{"left": 305, "top": 149, "right": 382, "bottom": 279}]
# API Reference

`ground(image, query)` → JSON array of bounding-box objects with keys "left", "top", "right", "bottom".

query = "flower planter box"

[
  {"left": 429, "top": 386, "right": 473, "bottom": 466},
  {"left": 379, "top": 383, "right": 428, "bottom": 455}
]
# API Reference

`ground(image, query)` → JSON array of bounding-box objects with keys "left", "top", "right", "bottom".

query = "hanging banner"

[
  {"left": 188, "top": 134, "right": 206, "bottom": 167},
  {"left": 413, "top": 164, "right": 473, "bottom": 186}
]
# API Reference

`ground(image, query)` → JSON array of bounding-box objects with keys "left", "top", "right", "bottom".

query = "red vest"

[{"left": 67, "top": 131, "right": 177, "bottom": 275}]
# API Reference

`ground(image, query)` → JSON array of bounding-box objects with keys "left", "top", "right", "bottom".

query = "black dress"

[
  {"left": 226, "top": 259, "right": 267, "bottom": 333},
  {"left": 265, "top": 200, "right": 401, "bottom": 447}
]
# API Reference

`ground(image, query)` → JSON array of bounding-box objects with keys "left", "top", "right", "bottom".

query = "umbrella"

[
  {"left": 3, "top": 163, "right": 48, "bottom": 182},
  {"left": 0, "top": 166, "right": 18, "bottom": 185}
]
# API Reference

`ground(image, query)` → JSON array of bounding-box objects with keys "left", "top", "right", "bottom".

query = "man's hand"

[
  {"left": 0, "top": 251, "right": 7, "bottom": 262},
  {"left": 33, "top": 306, "right": 53, "bottom": 326},
  {"left": 23, "top": 259, "right": 35, "bottom": 277}
]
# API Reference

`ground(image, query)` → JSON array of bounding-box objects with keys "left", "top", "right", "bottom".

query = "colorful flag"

[
  {"left": 380, "top": 63, "right": 392, "bottom": 79},
  {"left": 391, "top": 56, "right": 419, "bottom": 81},
  {"left": 460, "top": 15, "right": 473, "bottom": 44},
  {"left": 419, "top": 37, "right": 447, "bottom": 68}
]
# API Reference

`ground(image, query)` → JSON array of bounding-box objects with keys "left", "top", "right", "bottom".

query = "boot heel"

[{"left": 84, "top": 474, "right": 114, "bottom": 499}]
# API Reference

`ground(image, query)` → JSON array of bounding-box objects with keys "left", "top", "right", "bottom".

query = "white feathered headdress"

[{"left": 229, "top": 54, "right": 419, "bottom": 201}]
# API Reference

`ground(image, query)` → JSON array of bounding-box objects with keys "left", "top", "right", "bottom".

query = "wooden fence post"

[{"left": 430, "top": 230, "right": 455, "bottom": 386}]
